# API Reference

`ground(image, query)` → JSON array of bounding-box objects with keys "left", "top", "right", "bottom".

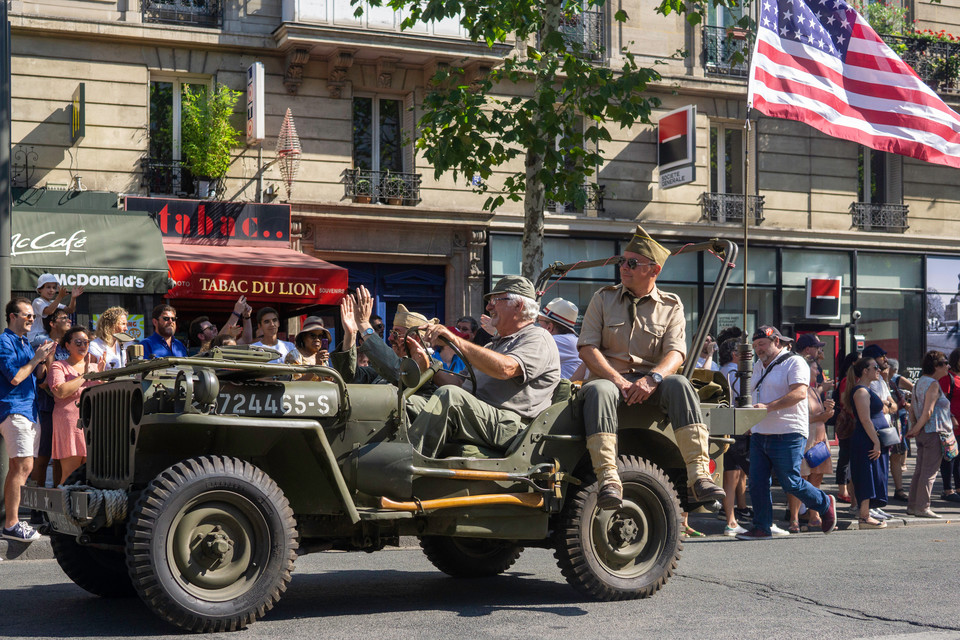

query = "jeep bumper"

[{"left": 21, "top": 486, "right": 94, "bottom": 536}]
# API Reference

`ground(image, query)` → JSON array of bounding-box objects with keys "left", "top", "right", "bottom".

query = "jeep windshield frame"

[{"left": 534, "top": 238, "right": 738, "bottom": 381}]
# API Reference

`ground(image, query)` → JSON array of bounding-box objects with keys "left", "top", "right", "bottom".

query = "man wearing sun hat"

[
  {"left": 407, "top": 275, "right": 560, "bottom": 458},
  {"left": 538, "top": 297, "right": 584, "bottom": 380},
  {"left": 577, "top": 225, "right": 725, "bottom": 510}
]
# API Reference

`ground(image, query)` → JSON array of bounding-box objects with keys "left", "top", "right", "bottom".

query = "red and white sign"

[
  {"left": 657, "top": 105, "right": 696, "bottom": 189},
  {"left": 165, "top": 243, "right": 348, "bottom": 305},
  {"left": 806, "top": 277, "right": 842, "bottom": 320}
]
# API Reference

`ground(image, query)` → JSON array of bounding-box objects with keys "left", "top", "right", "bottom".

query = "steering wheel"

[{"left": 407, "top": 327, "right": 478, "bottom": 395}]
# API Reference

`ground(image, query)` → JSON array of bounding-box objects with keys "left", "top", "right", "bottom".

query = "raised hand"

[
  {"left": 355, "top": 285, "right": 373, "bottom": 325},
  {"left": 233, "top": 295, "right": 248, "bottom": 315},
  {"left": 71, "top": 286, "right": 85, "bottom": 299},
  {"left": 340, "top": 294, "right": 358, "bottom": 334}
]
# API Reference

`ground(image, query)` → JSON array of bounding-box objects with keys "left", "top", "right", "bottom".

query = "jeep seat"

[{"left": 439, "top": 379, "right": 574, "bottom": 459}]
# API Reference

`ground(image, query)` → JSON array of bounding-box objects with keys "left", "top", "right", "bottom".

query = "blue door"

[{"left": 339, "top": 262, "right": 446, "bottom": 326}]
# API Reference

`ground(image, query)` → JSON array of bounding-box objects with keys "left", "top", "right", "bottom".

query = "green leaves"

[{"left": 180, "top": 84, "right": 242, "bottom": 180}]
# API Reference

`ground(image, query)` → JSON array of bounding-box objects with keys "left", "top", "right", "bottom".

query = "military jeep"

[{"left": 23, "top": 240, "right": 761, "bottom": 632}]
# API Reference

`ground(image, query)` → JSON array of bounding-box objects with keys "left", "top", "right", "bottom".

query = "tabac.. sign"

[
  {"left": 125, "top": 197, "right": 290, "bottom": 245},
  {"left": 657, "top": 105, "right": 696, "bottom": 189},
  {"left": 71, "top": 83, "right": 85, "bottom": 145},
  {"left": 806, "top": 277, "right": 842, "bottom": 320}
]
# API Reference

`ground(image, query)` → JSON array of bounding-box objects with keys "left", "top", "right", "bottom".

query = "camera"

[{"left": 851, "top": 310, "right": 862, "bottom": 322}]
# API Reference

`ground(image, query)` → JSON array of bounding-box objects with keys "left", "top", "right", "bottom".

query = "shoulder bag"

[{"left": 803, "top": 440, "right": 831, "bottom": 468}]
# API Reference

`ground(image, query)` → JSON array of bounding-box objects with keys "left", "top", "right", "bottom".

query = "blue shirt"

[
  {"left": 141, "top": 332, "right": 188, "bottom": 359},
  {"left": 0, "top": 329, "right": 39, "bottom": 422}
]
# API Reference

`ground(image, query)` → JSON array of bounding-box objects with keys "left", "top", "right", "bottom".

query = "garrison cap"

[
  {"left": 484, "top": 275, "right": 538, "bottom": 302},
  {"left": 393, "top": 304, "right": 438, "bottom": 329},
  {"left": 624, "top": 225, "right": 671, "bottom": 267}
]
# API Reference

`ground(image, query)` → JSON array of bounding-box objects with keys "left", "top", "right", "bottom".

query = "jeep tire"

[
  {"left": 49, "top": 465, "right": 136, "bottom": 598},
  {"left": 419, "top": 536, "right": 523, "bottom": 578},
  {"left": 126, "top": 456, "right": 298, "bottom": 632},
  {"left": 554, "top": 455, "right": 682, "bottom": 600}
]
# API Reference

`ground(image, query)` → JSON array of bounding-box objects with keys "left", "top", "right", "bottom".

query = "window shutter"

[
  {"left": 403, "top": 92, "right": 416, "bottom": 173},
  {"left": 885, "top": 153, "right": 903, "bottom": 204}
]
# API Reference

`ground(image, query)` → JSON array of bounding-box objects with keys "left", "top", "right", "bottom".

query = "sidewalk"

[
  {"left": 4, "top": 446, "right": 959, "bottom": 560},
  {"left": 688, "top": 444, "right": 960, "bottom": 537}
]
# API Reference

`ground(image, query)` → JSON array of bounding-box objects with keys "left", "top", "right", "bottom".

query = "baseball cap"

[
  {"left": 752, "top": 325, "right": 784, "bottom": 342},
  {"left": 796, "top": 334, "right": 826, "bottom": 350},
  {"left": 484, "top": 275, "right": 537, "bottom": 302}
]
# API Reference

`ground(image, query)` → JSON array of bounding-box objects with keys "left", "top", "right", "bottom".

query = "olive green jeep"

[{"left": 22, "top": 240, "right": 762, "bottom": 632}]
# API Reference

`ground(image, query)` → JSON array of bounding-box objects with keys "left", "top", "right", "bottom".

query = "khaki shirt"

[{"left": 577, "top": 283, "right": 686, "bottom": 375}]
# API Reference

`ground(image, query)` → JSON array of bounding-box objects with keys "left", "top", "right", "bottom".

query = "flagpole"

[{"left": 736, "top": 111, "right": 754, "bottom": 408}]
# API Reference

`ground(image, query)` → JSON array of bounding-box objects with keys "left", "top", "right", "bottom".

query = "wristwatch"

[
  {"left": 363, "top": 327, "right": 376, "bottom": 337},
  {"left": 647, "top": 372, "right": 663, "bottom": 385}
]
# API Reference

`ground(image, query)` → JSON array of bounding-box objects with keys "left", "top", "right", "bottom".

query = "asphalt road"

[{"left": 3, "top": 523, "right": 959, "bottom": 640}]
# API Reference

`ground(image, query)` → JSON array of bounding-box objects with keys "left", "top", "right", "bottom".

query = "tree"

[
  {"left": 180, "top": 84, "right": 242, "bottom": 180},
  {"left": 356, "top": 0, "right": 738, "bottom": 280}
]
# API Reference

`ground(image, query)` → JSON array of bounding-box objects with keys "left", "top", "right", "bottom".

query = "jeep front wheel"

[
  {"left": 419, "top": 536, "right": 523, "bottom": 578},
  {"left": 126, "top": 456, "right": 298, "bottom": 632},
  {"left": 554, "top": 456, "right": 681, "bottom": 600}
]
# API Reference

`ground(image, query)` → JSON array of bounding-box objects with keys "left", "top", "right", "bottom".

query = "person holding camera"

[{"left": 285, "top": 317, "right": 331, "bottom": 380}]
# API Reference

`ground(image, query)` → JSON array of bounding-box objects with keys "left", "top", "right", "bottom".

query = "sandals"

[
  {"left": 787, "top": 521, "right": 801, "bottom": 534},
  {"left": 807, "top": 516, "right": 823, "bottom": 529},
  {"left": 859, "top": 518, "right": 887, "bottom": 529},
  {"left": 682, "top": 525, "right": 705, "bottom": 538}
]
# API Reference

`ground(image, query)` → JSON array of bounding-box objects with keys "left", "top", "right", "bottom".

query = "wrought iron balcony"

[
  {"left": 143, "top": 0, "right": 222, "bottom": 27},
  {"left": 850, "top": 202, "right": 909, "bottom": 232},
  {"left": 341, "top": 169, "right": 422, "bottom": 205},
  {"left": 537, "top": 10, "right": 605, "bottom": 60},
  {"left": 881, "top": 34, "right": 960, "bottom": 94},
  {"left": 699, "top": 192, "right": 765, "bottom": 224},
  {"left": 546, "top": 184, "right": 605, "bottom": 215},
  {"left": 141, "top": 158, "right": 196, "bottom": 197},
  {"left": 702, "top": 25, "right": 751, "bottom": 78}
]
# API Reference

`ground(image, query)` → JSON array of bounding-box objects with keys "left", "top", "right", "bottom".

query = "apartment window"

[
  {"left": 146, "top": 77, "right": 210, "bottom": 195},
  {"left": 353, "top": 97, "right": 404, "bottom": 173},
  {"left": 709, "top": 124, "right": 744, "bottom": 195},
  {"left": 859, "top": 147, "right": 902, "bottom": 204}
]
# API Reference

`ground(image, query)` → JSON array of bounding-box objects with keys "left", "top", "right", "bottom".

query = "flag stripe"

[{"left": 748, "top": 0, "right": 960, "bottom": 168}]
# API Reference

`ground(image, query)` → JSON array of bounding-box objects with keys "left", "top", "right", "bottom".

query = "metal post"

[
  {"left": 736, "top": 114, "right": 754, "bottom": 407},
  {"left": 256, "top": 144, "right": 263, "bottom": 203},
  {"left": 0, "top": 0, "right": 11, "bottom": 328}
]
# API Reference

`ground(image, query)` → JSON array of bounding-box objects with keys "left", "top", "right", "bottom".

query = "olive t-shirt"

[{"left": 475, "top": 322, "right": 560, "bottom": 419}]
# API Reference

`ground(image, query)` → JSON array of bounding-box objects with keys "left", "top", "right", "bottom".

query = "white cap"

[
  {"left": 36, "top": 274, "right": 59, "bottom": 291},
  {"left": 539, "top": 297, "right": 579, "bottom": 335}
]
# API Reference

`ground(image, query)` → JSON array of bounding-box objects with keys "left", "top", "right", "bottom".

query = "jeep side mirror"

[{"left": 398, "top": 358, "right": 421, "bottom": 390}]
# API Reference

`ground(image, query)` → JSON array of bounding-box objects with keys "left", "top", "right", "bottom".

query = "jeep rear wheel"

[
  {"left": 554, "top": 456, "right": 681, "bottom": 600},
  {"left": 50, "top": 465, "right": 136, "bottom": 598},
  {"left": 420, "top": 536, "right": 523, "bottom": 578},
  {"left": 126, "top": 456, "right": 298, "bottom": 632}
]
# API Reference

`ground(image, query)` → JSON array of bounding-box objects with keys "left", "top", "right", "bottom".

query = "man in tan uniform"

[{"left": 577, "top": 225, "right": 725, "bottom": 509}]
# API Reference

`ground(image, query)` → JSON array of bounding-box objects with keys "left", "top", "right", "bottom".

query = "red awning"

[{"left": 164, "top": 243, "right": 348, "bottom": 305}]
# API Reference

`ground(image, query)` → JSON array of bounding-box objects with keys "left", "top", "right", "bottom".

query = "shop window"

[
  {"left": 782, "top": 249, "right": 851, "bottom": 288},
  {"left": 857, "top": 253, "right": 922, "bottom": 290},
  {"left": 855, "top": 290, "right": 923, "bottom": 366},
  {"left": 781, "top": 287, "right": 853, "bottom": 328},
  {"left": 146, "top": 77, "right": 210, "bottom": 195},
  {"left": 704, "top": 246, "right": 776, "bottom": 286},
  {"left": 712, "top": 287, "right": 775, "bottom": 339},
  {"left": 491, "top": 235, "right": 618, "bottom": 282},
  {"left": 658, "top": 248, "right": 699, "bottom": 283}
]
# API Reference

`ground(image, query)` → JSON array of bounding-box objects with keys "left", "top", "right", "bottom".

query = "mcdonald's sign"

[{"left": 71, "top": 83, "right": 85, "bottom": 144}]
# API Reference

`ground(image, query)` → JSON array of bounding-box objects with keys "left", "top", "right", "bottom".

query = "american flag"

[{"left": 747, "top": 0, "right": 960, "bottom": 168}]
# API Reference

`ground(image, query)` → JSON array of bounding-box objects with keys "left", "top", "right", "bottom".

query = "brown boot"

[
  {"left": 586, "top": 433, "right": 622, "bottom": 510},
  {"left": 675, "top": 423, "right": 725, "bottom": 503}
]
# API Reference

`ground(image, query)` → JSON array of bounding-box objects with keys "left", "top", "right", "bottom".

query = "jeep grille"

[{"left": 82, "top": 381, "right": 140, "bottom": 487}]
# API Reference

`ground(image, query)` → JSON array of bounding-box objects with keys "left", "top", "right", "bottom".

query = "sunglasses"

[
  {"left": 159, "top": 316, "right": 177, "bottom": 322},
  {"left": 619, "top": 257, "right": 657, "bottom": 270},
  {"left": 938, "top": 360, "right": 950, "bottom": 366},
  {"left": 488, "top": 297, "right": 512, "bottom": 304},
  {"left": 306, "top": 333, "right": 326, "bottom": 340},
  {"left": 19, "top": 313, "right": 36, "bottom": 320},
  {"left": 73, "top": 340, "right": 90, "bottom": 347}
]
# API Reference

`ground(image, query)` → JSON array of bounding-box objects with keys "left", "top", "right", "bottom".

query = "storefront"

[
  {"left": 12, "top": 189, "right": 171, "bottom": 339},
  {"left": 125, "top": 197, "right": 349, "bottom": 342},
  {"left": 489, "top": 233, "right": 932, "bottom": 375}
]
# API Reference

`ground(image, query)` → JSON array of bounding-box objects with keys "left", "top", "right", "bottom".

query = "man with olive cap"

[
  {"left": 577, "top": 225, "right": 725, "bottom": 509},
  {"left": 406, "top": 275, "right": 560, "bottom": 458}
]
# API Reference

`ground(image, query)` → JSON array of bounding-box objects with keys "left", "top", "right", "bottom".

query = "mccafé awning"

[
  {"left": 11, "top": 210, "right": 170, "bottom": 294},
  {"left": 163, "top": 243, "right": 348, "bottom": 305}
]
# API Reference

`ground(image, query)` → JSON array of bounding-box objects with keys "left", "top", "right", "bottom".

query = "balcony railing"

[
  {"left": 850, "top": 202, "right": 909, "bottom": 232},
  {"left": 537, "top": 10, "right": 605, "bottom": 60},
  {"left": 143, "top": 0, "right": 222, "bottom": 27},
  {"left": 142, "top": 158, "right": 196, "bottom": 197},
  {"left": 546, "top": 184, "right": 605, "bottom": 215},
  {"left": 702, "top": 25, "right": 751, "bottom": 77},
  {"left": 341, "top": 169, "right": 422, "bottom": 205},
  {"left": 699, "top": 192, "right": 765, "bottom": 224},
  {"left": 881, "top": 34, "right": 960, "bottom": 94}
]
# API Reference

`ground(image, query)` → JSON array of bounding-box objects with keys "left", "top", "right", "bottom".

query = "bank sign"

[
  {"left": 657, "top": 105, "right": 696, "bottom": 190},
  {"left": 10, "top": 211, "right": 170, "bottom": 294}
]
